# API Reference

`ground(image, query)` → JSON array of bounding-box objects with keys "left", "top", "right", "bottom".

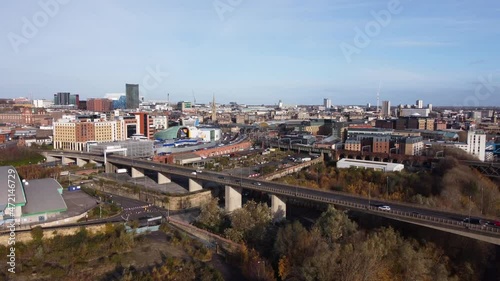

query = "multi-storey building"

[
  {"left": 87, "top": 98, "right": 112, "bottom": 112},
  {"left": 0, "top": 108, "right": 52, "bottom": 126},
  {"left": 132, "top": 112, "right": 154, "bottom": 139},
  {"left": 399, "top": 136, "right": 424, "bottom": 156},
  {"left": 467, "top": 130, "right": 486, "bottom": 161},
  {"left": 53, "top": 120, "right": 126, "bottom": 151},
  {"left": 126, "top": 84, "right": 140, "bottom": 109}
]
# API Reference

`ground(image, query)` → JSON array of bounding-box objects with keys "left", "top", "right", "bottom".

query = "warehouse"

[{"left": 336, "top": 159, "right": 404, "bottom": 172}]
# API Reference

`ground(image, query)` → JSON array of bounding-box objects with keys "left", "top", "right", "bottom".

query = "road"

[{"left": 44, "top": 151, "right": 500, "bottom": 238}]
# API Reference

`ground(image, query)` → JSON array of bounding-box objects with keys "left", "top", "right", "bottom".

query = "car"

[
  {"left": 377, "top": 205, "right": 391, "bottom": 211},
  {"left": 191, "top": 172, "right": 197, "bottom": 175},
  {"left": 235, "top": 179, "right": 241, "bottom": 183},
  {"left": 196, "top": 169, "right": 203, "bottom": 173},
  {"left": 253, "top": 182, "right": 262, "bottom": 186},
  {"left": 462, "top": 218, "right": 481, "bottom": 225},
  {"left": 218, "top": 175, "right": 225, "bottom": 179}
]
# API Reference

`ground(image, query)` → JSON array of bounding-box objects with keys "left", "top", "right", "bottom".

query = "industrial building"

[
  {"left": 88, "top": 140, "right": 155, "bottom": 158},
  {"left": 0, "top": 166, "right": 67, "bottom": 226},
  {"left": 337, "top": 159, "right": 405, "bottom": 172}
]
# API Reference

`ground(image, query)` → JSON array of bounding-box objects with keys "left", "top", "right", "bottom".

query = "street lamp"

[{"left": 468, "top": 196, "right": 472, "bottom": 228}]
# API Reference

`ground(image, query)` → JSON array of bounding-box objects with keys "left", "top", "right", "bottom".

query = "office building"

[
  {"left": 87, "top": 98, "right": 112, "bottom": 112},
  {"left": 53, "top": 92, "right": 79, "bottom": 107},
  {"left": 324, "top": 98, "right": 332, "bottom": 109},
  {"left": 381, "top": 101, "right": 391, "bottom": 117},
  {"left": 416, "top": 100, "right": 423, "bottom": 109},
  {"left": 132, "top": 112, "right": 154, "bottom": 139},
  {"left": 126, "top": 84, "right": 140, "bottom": 109}
]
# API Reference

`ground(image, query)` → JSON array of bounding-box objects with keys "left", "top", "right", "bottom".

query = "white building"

[
  {"left": 416, "top": 100, "right": 423, "bottom": 109},
  {"left": 32, "top": 99, "right": 54, "bottom": 108},
  {"left": 324, "top": 98, "right": 332, "bottom": 109},
  {"left": 467, "top": 130, "right": 486, "bottom": 161},
  {"left": 337, "top": 159, "right": 405, "bottom": 172},
  {"left": 152, "top": 115, "right": 168, "bottom": 130},
  {"left": 400, "top": 108, "right": 430, "bottom": 117}
]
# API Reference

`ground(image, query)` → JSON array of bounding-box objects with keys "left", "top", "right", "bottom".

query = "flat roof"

[
  {"left": 21, "top": 178, "right": 67, "bottom": 215},
  {"left": 337, "top": 159, "right": 404, "bottom": 170},
  {"left": 0, "top": 166, "right": 27, "bottom": 210}
]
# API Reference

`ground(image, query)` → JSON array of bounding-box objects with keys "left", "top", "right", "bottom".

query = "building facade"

[
  {"left": 126, "top": 84, "right": 140, "bottom": 109},
  {"left": 53, "top": 120, "right": 126, "bottom": 151},
  {"left": 87, "top": 98, "right": 112, "bottom": 112}
]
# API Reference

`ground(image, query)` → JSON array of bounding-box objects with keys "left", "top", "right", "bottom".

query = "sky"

[{"left": 1, "top": 0, "right": 500, "bottom": 106}]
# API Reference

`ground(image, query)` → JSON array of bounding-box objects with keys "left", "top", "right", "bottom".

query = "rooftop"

[
  {"left": 0, "top": 166, "right": 27, "bottom": 210},
  {"left": 21, "top": 178, "right": 67, "bottom": 215}
]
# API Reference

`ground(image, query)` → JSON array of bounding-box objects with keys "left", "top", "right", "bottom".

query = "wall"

[
  {"left": 0, "top": 224, "right": 106, "bottom": 244},
  {"left": 261, "top": 157, "right": 324, "bottom": 181}
]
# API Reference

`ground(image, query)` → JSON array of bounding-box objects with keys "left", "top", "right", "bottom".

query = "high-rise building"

[
  {"left": 132, "top": 112, "right": 154, "bottom": 139},
  {"left": 428, "top": 104, "right": 433, "bottom": 112},
  {"left": 467, "top": 130, "right": 486, "bottom": 161},
  {"left": 212, "top": 94, "right": 217, "bottom": 122},
  {"left": 53, "top": 92, "right": 79, "bottom": 107},
  {"left": 125, "top": 84, "right": 140, "bottom": 109},
  {"left": 381, "top": 100, "right": 391, "bottom": 117},
  {"left": 54, "top": 92, "right": 70, "bottom": 105},
  {"left": 416, "top": 100, "right": 423, "bottom": 109},
  {"left": 324, "top": 98, "right": 332, "bottom": 109}
]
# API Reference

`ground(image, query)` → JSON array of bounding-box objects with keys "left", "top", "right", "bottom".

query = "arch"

[
  {"left": 339, "top": 154, "right": 346, "bottom": 159},
  {"left": 364, "top": 156, "right": 371, "bottom": 161},
  {"left": 356, "top": 155, "right": 362, "bottom": 160},
  {"left": 373, "top": 157, "right": 381, "bottom": 162},
  {"left": 392, "top": 159, "right": 399, "bottom": 163},
  {"left": 383, "top": 158, "right": 389, "bottom": 162},
  {"left": 347, "top": 155, "right": 354, "bottom": 159}
]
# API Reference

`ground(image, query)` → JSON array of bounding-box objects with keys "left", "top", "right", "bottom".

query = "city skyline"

[{"left": 1, "top": 1, "right": 500, "bottom": 105}]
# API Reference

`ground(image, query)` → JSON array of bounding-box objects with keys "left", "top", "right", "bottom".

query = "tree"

[
  {"left": 196, "top": 198, "right": 224, "bottom": 232},
  {"left": 225, "top": 200, "right": 272, "bottom": 244},
  {"left": 313, "top": 205, "right": 357, "bottom": 245},
  {"left": 278, "top": 255, "right": 291, "bottom": 280},
  {"left": 31, "top": 226, "right": 44, "bottom": 242}
]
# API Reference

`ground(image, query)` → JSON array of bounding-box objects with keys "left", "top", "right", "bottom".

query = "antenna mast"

[{"left": 376, "top": 81, "right": 382, "bottom": 118}]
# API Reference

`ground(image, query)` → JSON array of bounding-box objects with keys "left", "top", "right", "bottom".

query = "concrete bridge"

[{"left": 41, "top": 151, "right": 500, "bottom": 245}]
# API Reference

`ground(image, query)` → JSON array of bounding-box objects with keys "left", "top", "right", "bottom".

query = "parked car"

[{"left": 377, "top": 205, "right": 391, "bottom": 211}]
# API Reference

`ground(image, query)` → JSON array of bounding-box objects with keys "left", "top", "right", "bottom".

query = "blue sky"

[{"left": 1, "top": 0, "right": 500, "bottom": 106}]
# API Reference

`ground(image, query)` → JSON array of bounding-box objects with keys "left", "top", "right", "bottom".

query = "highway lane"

[{"left": 46, "top": 152, "right": 500, "bottom": 236}]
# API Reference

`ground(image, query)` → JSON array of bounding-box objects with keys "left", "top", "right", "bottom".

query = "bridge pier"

[
  {"left": 131, "top": 167, "right": 144, "bottom": 178},
  {"left": 45, "top": 155, "right": 57, "bottom": 162},
  {"left": 188, "top": 178, "right": 203, "bottom": 192},
  {"left": 62, "top": 156, "right": 74, "bottom": 165},
  {"left": 225, "top": 185, "right": 242, "bottom": 212},
  {"left": 76, "top": 158, "right": 88, "bottom": 167},
  {"left": 158, "top": 172, "right": 171, "bottom": 184},
  {"left": 105, "top": 162, "right": 116, "bottom": 173},
  {"left": 271, "top": 194, "right": 286, "bottom": 221}
]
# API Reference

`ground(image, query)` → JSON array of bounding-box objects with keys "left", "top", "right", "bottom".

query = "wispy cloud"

[
  {"left": 384, "top": 40, "right": 455, "bottom": 47},
  {"left": 468, "top": 59, "right": 485, "bottom": 66}
]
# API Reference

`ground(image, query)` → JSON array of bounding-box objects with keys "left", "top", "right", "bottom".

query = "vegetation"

[
  {"left": 0, "top": 223, "right": 226, "bottom": 280},
  {"left": 196, "top": 199, "right": 499, "bottom": 281},
  {"left": 0, "top": 146, "right": 46, "bottom": 167},
  {"left": 276, "top": 157, "right": 500, "bottom": 216}
]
